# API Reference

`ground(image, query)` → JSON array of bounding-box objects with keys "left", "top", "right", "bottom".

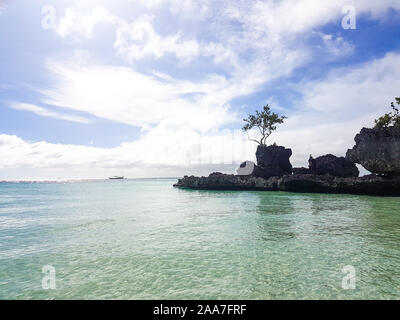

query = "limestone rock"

[
  {"left": 346, "top": 127, "right": 400, "bottom": 175},
  {"left": 309, "top": 154, "right": 359, "bottom": 178},
  {"left": 254, "top": 145, "right": 293, "bottom": 178}
]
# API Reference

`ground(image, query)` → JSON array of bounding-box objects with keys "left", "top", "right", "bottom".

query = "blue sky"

[{"left": 1, "top": 0, "right": 400, "bottom": 180}]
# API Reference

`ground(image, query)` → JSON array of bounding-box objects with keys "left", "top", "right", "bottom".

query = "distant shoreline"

[{"left": 0, "top": 177, "right": 180, "bottom": 184}]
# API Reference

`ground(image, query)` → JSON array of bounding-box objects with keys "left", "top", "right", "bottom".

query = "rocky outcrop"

[
  {"left": 174, "top": 126, "right": 400, "bottom": 195},
  {"left": 174, "top": 172, "right": 279, "bottom": 191},
  {"left": 254, "top": 145, "right": 293, "bottom": 179},
  {"left": 346, "top": 127, "right": 400, "bottom": 175},
  {"left": 278, "top": 174, "right": 400, "bottom": 195},
  {"left": 309, "top": 154, "right": 359, "bottom": 178},
  {"left": 174, "top": 173, "right": 400, "bottom": 196}
]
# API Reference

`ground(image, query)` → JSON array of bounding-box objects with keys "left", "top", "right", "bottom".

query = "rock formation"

[
  {"left": 174, "top": 173, "right": 400, "bottom": 196},
  {"left": 346, "top": 127, "right": 400, "bottom": 176},
  {"left": 254, "top": 145, "right": 293, "bottom": 179},
  {"left": 308, "top": 154, "right": 359, "bottom": 178},
  {"left": 174, "top": 127, "right": 400, "bottom": 196},
  {"left": 174, "top": 172, "right": 278, "bottom": 191}
]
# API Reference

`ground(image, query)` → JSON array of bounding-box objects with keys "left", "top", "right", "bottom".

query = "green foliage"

[
  {"left": 242, "top": 105, "right": 287, "bottom": 146},
  {"left": 374, "top": 97, "right": 400, "bottom": 129}
]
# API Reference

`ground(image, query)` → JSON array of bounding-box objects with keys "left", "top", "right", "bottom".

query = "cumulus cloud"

[
  {"left": 55, "top": 5, "right": 202, "bottom": 63},
  {"left": 0, "top": 128, "right": 255, "bottom": 178}
]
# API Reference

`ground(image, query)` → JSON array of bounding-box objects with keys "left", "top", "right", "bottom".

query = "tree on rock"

[
  {"left": 374, "top": 97, "right": 400, "bottom": 129},
  {"left": 242, "top": 105, "right": 287, "bottom": 146}
]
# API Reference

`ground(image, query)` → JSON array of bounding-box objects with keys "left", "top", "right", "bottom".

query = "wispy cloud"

[
  {"left": 38, "top": 58, "right": 238, "bottom": 132},
  {"left": 9, "top": 102, "right": 90, "bottom": 123}
]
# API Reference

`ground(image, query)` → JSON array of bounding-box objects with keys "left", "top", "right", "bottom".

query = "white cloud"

[
  {"left": 320, "top": 33, "right": 354, "bottom": 58},
  {"left": 298, "top": 52, "right": 400, "bottom": 120},
  {"left": 219, "top": 0, "right": 400, "bottom": 72},
  {"left": 39, "top": 58, "right": 241, "bottom": 132},
  {"left": 0, "top": 128, "right": 255, "bottom": 179},
  {"left": 9, "top": 102, "right": 90, "bottom": 123},
  {"left": 36, "top": 46, "right": 309, "bottom": 136},
  {"left": 52, "top": 1, "right": 400, "bottom": 68},
  {"left": 114, "top": 15, "right": 200, "bottom": 62},
  {"left": 54, "top": 5, "right": 203, "bottom": 63},
  {"left": 225, "top": 0, "right": 400, "bottom": 37},
  {"left": 0, "top": 134, "right": 108, "bottom": 169},
  {"left": 56, "top": 6, "right": 115, "bottom": 38}
]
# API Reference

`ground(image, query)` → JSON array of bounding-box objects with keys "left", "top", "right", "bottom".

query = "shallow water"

[{"left": 1, "top": 179, "right": 400, "bottom": 299}]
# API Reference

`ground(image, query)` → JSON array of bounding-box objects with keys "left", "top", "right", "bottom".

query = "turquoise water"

[{"left": 1, "top": 179, "right": 400, "bottom": 300}]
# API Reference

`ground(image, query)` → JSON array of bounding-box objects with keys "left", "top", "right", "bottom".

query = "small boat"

[{"left": 108, "top": 176, "right": 124, "bottom": 180}]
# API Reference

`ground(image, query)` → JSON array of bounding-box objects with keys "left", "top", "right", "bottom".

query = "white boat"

[{"left": 108, "top": 176, "right": 124, "bottom": 180}]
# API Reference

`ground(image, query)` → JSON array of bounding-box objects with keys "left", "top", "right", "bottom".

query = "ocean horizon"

[{"left": 0, "top": 177, "right": 181, "bottom": 183}]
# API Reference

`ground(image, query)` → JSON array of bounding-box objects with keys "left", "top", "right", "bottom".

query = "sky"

[{"left": 1, "top": 0, "right": 400, "bottom": 180}]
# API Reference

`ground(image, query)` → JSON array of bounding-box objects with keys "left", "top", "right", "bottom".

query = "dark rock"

[
  {"left": 292, "top": 167, "right": 311, "bottom": 175},
  {"left": 252, "top": 164, "right": 282, "bottom": 179},
  {"left": 174, "top": 173, "right": 400, "bottom": 196},
  {"left": 346, "top": 127, "right": 400, "bottom": 175},
  {"left": 278, "top": 174, "right": 400, "bottom": 196},
  {"left": 309, "top": 154, "right": 359, "bottom": 178},
  {"left": 278, "top": 174, "right": 336, "bottom": 193},
  {"left": 254, "top": 145, "right": 293, "bottom": 178},
  {"left": 173, "top": 172, "right": 278, "bottom": 191}
]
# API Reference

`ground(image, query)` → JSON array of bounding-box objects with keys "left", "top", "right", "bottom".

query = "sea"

[{"left": 1, "top": 178, "right": 400, "bottom": 299}]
